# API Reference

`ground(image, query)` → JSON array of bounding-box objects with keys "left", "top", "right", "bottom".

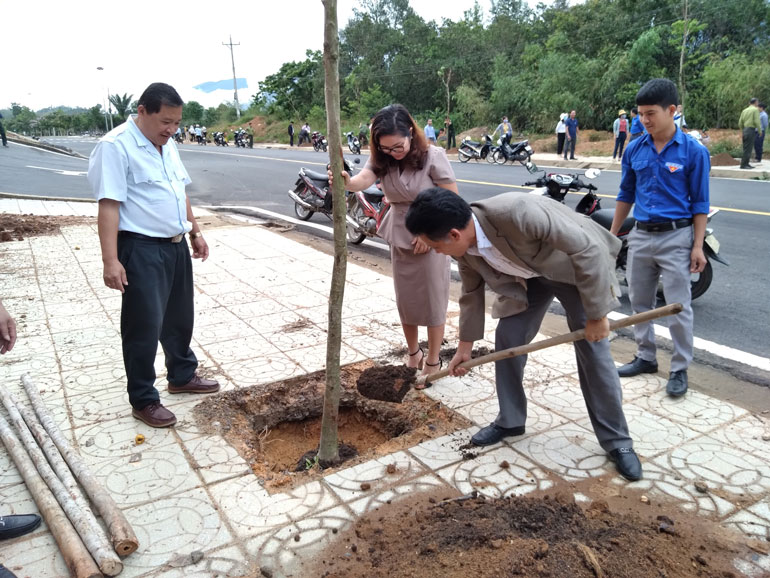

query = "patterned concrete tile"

[
  {"left": 285, "top": 342, "right": 365, "bottom": 374},
  {"left": 323, "top": 451, "right": 427, "bottom": 503},
  {"left": 634, "top": 389, "right": 748, "bottom": 434},
  {"left": 526, "top": 343, "right": 578, "bottom": 374},
  {"left": 194, "top": 319, "right": 260, "bottom": 346},
  {"left": 143, "top": 545, "right": 255, "bottom": 578},
  {"left": 713, "top": 414, "right": 770, "bottom": 461},
  {"left": 120, "top": 487, "right": 233, "bottom": 576},
  {"left": 513, "top": 422, "right": 610, "bottom": 481},
  {"left": 0, "top": 532, "right": 71, "bottom": 578},
  {"left": 74, "top": 415, "right": 176, "bottom": 459},
  {"left": 218, "top": 354, "right": 304, "bottom": 389},
  {"left": 257, "top": 323, "right": 329, "bottom": 352},
  {"left": 344, "top": 474, "right": 450, "bottom": 517},
  {"left": 200, "top": 335, "right": 281, "bottom": 365},
  {"left": 724, "top": 497, "right": 770, "bottom": 541},
  {"left": 421, "top": 374, "right": 497, "bottom": 409},
  {"left": 615, "top": 370, "right": 669, "bottom": 400},
  {"left": 181, "top": 434, "right": 251, "bottom": 484},
  {"left": 408, "top": 428, "right": 480, "bottom": 470},
  {"left": 435, "top": 445, "right": 554, "bottom": 498},
  {"left": 455, "top": 396, "right": 570, "bottom": 434},
  {"left": 652, "top": 435, "right": 770, "bottom": 499},
  {"left": 528, "top": 374, "right": 594, "bottom": 422},
  {"left": 210, "top": 476, "right": 339, "bottom": 540}
]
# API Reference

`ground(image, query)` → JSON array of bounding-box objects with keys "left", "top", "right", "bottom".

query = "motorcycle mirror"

[
  {"left": 526, "top": 161, "right": 539, "bottom": 174},
  {"left": 584, "top": 168, "right": 601, "bottom": 179}
]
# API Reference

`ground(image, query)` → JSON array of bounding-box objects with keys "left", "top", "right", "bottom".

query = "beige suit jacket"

[{"left": 457, "top": 193, "right": 621, "bottom": 342}]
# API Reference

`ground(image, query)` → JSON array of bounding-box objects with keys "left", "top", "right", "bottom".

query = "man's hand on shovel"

[{"left": 448, "top": 341, "right": 473, "bottom": 377}]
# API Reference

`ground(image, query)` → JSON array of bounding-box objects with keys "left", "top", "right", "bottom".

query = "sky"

[{"left": 3, "top": 0, "right": 500, "bottom": 113}]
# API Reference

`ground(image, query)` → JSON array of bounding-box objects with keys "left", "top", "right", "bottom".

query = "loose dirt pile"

[
  {"left": 322, "top": 490, "right": 753, "bottom": 578},
  {"left": 356, "top": 365, "right": 416, "bottom": 403},
  {"left": 0, "top": 214, "right": 94, "bottom": 242}
]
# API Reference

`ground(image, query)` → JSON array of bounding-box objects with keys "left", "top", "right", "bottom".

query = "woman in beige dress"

[{"left": 337, "top": 104, "right": 458, "bottom": 383}]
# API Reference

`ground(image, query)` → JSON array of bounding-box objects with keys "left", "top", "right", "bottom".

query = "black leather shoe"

[
  {"left": 666, "top": 370, "right": 688, "bottom": 397},
  {"left": 0, "top": 564, "right": 17, "bottom": 578},
  {"left": 608, "top": 447, "right": 642, "bottom": 481},
  {"left": 617, "top": 356, "right": 658, "bottom": 378},
  {"left": 470, "top": 424, "right": 525, "bottom": 447},
  {"left": 0, "top": 514, "right": 42, "bottom": 540}
]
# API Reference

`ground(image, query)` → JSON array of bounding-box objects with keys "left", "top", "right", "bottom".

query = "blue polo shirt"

[
  {"left": 617, "top": 126, "right": 710, "bottom": 222},
  {"left": 630, "top": 115, "right": 644, "bottom": 135},
  {"left": 565, "top": 117, "right": 578, "bottom": 138}
]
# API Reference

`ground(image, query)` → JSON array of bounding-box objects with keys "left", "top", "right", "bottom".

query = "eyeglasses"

[{"left": 378, "top": 137, "right": 409, "bottom": 155}]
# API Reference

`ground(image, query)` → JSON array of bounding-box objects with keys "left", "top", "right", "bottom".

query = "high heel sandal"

[
  {"left": 417, "top": 359, "right": 443, "bottom": 389},
  {"left": 407, "top": 347, "right": 425, "bottom": 370}
]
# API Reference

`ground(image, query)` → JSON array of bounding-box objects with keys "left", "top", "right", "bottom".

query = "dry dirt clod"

[
  {"left": 640, "top": 495, "right": 650, "bottom": 504},
  {"left": 386, "top": 463, "right": 397, "bottom": 474},
  {"left": 694, "top": 481, "right": 709, "bottom": 493},
  {"left": 500, "top": 460, "right": 510, "bottom": 469},
  {"left": 360, "top": 482, "right": 371, "bottom": 491}
]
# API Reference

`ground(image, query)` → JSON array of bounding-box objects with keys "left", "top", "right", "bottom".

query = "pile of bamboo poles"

[{"left": 0, "top": 374, "right": 138, "bottom": 577}]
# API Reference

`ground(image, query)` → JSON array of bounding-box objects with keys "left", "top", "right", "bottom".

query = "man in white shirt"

[{"left": 88, "top": 82, "right": 219, "bottom": 428}]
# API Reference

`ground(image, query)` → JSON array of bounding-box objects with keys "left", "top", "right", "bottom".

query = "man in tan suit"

[{"left": 405, "top": 188, "right": 642, "bottom": 481}]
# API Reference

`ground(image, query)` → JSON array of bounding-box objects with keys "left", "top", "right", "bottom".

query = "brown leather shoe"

[
  {"left": 132, "top": 402, "right": 177, "bottom": 428},
  {"left": 168, "top": 374, "right": 220, "bottom": 394}
]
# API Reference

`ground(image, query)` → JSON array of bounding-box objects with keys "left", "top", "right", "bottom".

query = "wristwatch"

[{"left": 189, "top": 231, "right": 203, "bottom": 239}]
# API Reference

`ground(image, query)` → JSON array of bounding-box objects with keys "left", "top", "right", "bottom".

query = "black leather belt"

[
  {"left": 635, "top": 218, "right": 692, "bottom": 232},
  {"left": 119, "top": 231, "right": 184, "bottom": 243}
]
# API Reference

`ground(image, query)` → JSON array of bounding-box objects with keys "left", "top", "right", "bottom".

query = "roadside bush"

[{"left": 709, "top": 138, "right": 742, "bottom": 158}]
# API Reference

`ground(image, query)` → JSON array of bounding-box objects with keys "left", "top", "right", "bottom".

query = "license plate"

[{"left": 705, "top": 234, "right": 720, "bottom": 254}]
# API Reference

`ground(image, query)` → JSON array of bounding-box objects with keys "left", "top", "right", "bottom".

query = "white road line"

[
  {"left": 26, "top": 165, "right": 87, "bottom": 177},
  {"left": 214, "top": 203, "right": 770, "bottom": 372}
]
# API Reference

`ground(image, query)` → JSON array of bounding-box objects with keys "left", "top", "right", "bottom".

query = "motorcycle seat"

[
  {"left": 303, "top": 169, "right": 330, "bottom": 183},
  {"left": 590, "top": 209, "right": 634, "bottom": 234},
  {"left": 363, "top": 185, "right": 384, "bottom": 203},
  {"left": 464, "top": 139, "right": 481, "bottom": 147}
]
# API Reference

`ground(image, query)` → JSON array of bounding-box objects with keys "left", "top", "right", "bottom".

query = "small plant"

[
  {"left": 709, "top": 138, "right": 741, "bottom": 158},
  {"left": 304, "top": 455, "right": 321, "bottom": 470}
]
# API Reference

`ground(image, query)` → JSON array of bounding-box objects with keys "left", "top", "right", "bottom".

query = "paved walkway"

[{"left": 0, "top": 201, "right": 769, "bottom": 577}]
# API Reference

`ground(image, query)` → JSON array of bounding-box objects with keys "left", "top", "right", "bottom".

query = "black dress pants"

[
  {"left": 118, "top": 234, "right": 197, "bottom": 409},
  {"left": 742, "top": 128, "right": 756, "bottom": 167}
]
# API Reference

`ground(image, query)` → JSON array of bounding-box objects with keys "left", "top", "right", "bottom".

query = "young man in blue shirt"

[
  {"left": 610, "top": 78, "right": 710, "bottom": 398},
  {"left": 628, "top": 108, "right": 644, "bottom": 141}
]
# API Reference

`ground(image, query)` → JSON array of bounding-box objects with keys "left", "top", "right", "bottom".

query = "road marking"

[
  {"left": 26, "top": 165, "right": 87, "bottom": 177},
  {"left": 181, "top": 148, "right": 328, "bottom": 167},
  {"left": 212, "top": 203, "right": 770, "bottom": 372}
]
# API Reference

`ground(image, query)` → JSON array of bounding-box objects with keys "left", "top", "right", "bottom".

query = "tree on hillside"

[
  {"left": 182, "top": 101, "right": 204, "bottom": 126},
  {"left": 108, "top": 93, "right": 133, "bottom": 120},
  {"left": 255, "top": 51, "right": 324, "bottom": 120}
]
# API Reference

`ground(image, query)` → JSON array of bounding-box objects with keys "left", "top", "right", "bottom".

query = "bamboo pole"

[
  {"left": 0, "top": 384, "right": 122, "bottom": 575},
  {"left": 21, "top": 374, "right": 138, "bottom": 556},
  {"left": 0, "top": 413, "right": 101, "bottom": 578}
]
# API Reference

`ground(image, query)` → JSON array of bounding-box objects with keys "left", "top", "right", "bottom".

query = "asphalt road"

[{"left": 3, "top": 136, "right": 769, "bottom": 364}]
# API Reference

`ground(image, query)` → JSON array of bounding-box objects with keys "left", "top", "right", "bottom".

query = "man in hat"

[{"left": 612, "top": 110, "right": 628, "bottom": 161}]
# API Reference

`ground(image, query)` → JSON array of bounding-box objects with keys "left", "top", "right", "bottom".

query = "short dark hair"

[
  {"left": 636, "top": 78, "right": 679, "bottom": 108},
  {"left": 405, "top": 188, "right": 472, "bottom": 240},
  {"left": 631, "top": 107, "right": 638, "bottom": 114},
  {"left": 368, "top": 104, "right": 429, "bottom": 178},
  {"left": 760, "top": 103, "right": 766, "bottom": 109},
  {"left": 138, "top": 83, "right": 183, "bottom": 114},
  {"left": 750, "top": 97, "right": 759, "bottom": 105}
]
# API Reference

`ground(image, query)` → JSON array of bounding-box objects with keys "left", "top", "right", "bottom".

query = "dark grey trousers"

[
  {"left": 742, "top": 127, "right": 757, "bottom": 167},
  {"left": 118, "top": 235, "right": 198, "bottom": 409},
  {"left": 493, "top": 277, "right": 632, "bottom": 452}
]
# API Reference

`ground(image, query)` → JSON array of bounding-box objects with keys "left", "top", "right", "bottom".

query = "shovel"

[{"left": 417, "top": 302, "right": 683, "bottom": 387}]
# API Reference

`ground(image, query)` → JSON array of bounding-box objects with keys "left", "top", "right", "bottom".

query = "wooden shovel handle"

[{"left": 418, "top": 303, "right": 683, "bottom": 386}]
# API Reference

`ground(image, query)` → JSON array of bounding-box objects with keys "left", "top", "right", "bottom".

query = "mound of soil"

[
  {"left": 710, "top": 152, "right": 740, "bottom": 167},
  {"left": 0, "top": 214, "right": 93, "bottom": 242},
  {"left": 322, "top": 490, "right": 752, "bottom": 577},
  {"left": 356, "top": 365, "right": 417, "bottom": 403}
]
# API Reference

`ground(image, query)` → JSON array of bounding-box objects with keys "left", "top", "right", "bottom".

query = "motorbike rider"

[
  {"left": 299, "top": 122, "right": 310, "bottom": 146},
  {"left": 493, "top": 116, "right": 513, "bottom": 146},
  {"left": 610, "top": 78, "right": 710, "bottom": 398}
]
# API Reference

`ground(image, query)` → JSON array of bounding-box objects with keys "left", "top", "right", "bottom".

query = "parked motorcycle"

[
  {"left": 288, "top": 158, "right": 361, "bottom": 222},
  {"left": 233, "top": 129, "right": 248, "bottom": 148},
  {"left": 346, "top": 176, "right": 388, "bottom": 245},
  {"left": 525, "top": 168, "right": 726, "bottom": 300},
  {"left": 311, "top": 131, "right": 328, "bottom": 152},
  {"left": 214, "top": 132, "right": 228, "bottom": 146},
  {"left": 173, "top": 132, "right": 184, "bottom": 144},
  {"left": 345, "top": 131, "right": 361, "bottom": 155},
  {"left": 458, "top": 134, "right": 495, "bottom": 163},
  {"left": 493, "top": 138, "right": 534, "bottom": 166}
]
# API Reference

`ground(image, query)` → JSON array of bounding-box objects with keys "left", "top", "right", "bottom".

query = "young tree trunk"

[
  {"left": 0, "top": 413, "right": 101, "bottom": 578},
  {"left": 317, "top": 0, "right": 345, "bottom": 465},
  {"left": 22, "top": 375, "right": 139, "bottom": 556},
  {"left": 678, "top": 0, "right": 689, "bottom": 107},
  {"left": 0, "top": 384, "right": 122, "bottom": 575}
]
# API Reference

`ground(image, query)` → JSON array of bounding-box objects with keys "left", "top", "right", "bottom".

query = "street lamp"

[{"left": 96, "top": 67, "right": 114, "bottom": 132}]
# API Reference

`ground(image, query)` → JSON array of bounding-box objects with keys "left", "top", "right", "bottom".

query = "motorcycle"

[
  {"left": 525, "top": 168, "right": 726, "bottom": 300},
  {"left": 173, "top": 132, "right": 184, "bottom": 144},
  {"left": 458, "top": 134, "right": 494, "bottom": 163},
  {"left": 214, "top": 132, "right": 228, "bottom": 146},
  {"left": 233, "top": 129, "right": 248, "bottom": 148},
  {"left": 345, "top": 131, "right": 361, "bottom": 155},
  {"left": 492, "top": 137, "right": 534, "bottom": 166},
  {"left": 288, "top": 158, "right": 363, "bottom": 222},
  {"left": 345, "top": 174, "right": 388, "bottom": 245},
  {"left": 311, "top": 131, "right": 328, "bottom": 153}
]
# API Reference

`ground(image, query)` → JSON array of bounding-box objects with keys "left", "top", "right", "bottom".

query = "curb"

[{"left": 8, "top": 134, "right": 88, "bottom": 159}]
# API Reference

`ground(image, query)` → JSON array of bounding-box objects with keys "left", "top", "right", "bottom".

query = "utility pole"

[
  {"left": 222, "top": 35, "right": 241, "bottom": 119},
  {"left": 678, "top": 0, "right": 689, "bottom": 109}
]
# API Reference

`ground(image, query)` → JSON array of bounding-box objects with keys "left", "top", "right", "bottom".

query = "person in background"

[
  {"left": 424, "top": 119, "right": 436, "bottom": 144},
  {"left": 629, "top": 108, "right": 644, "bottom": 141},
  {"left": 673, "top": 104, "right": 686, "bottom": 130},
  {"left": 564, "top": 110, "right": 578, "bottom": 160},
  {"left": 88, "top": 82, "right": 220, "bottom": 429},
  {"left": 611, "top": 78, "right": 710, "bottom": 399},
  {"left": 555, "top": 113, "right": 567, "bottom": 156},
  {"left": 494, "top": 116, "right": 513, "bottom": 146},
  {"left": 404, "top": 189, "right": 642, "bottom": 482},
  {"left": 755, "top": 103, "right": 767, "bottom": 164},
  {"left": 444, "top": 117, "right": 456, "bottom": 150},
  {"left": 299, "top": 122, "right": 311, "bottom": 146},
  {"left": 330, "top": 104, "right": 458, "bottom": 383},
  {"left": 358, "top": 120, "right": 369, "bottom": 147},
  {"left": 288, "top": 121, "right": 295, "bottom": 147},
  {"left": 612, "top": 109, "right": 629, "bottom": 161},
  {"left": 739, "top": 97, "right": 761, "bottom": 169},
  {"left": 0, "top": 112, "right": 7, "bottom": 147}
]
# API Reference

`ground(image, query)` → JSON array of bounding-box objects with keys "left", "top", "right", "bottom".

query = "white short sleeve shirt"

[{"left": 88, "top": 115, "right": 191, "bottom": 237}]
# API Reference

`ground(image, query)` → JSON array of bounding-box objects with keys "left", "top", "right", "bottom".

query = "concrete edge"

[
  {"left": 0, "top": 192, "right": 96, "bottom": 203},
  {"left": 8, "top": 133, "right": 88, "bottom": 159}
]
